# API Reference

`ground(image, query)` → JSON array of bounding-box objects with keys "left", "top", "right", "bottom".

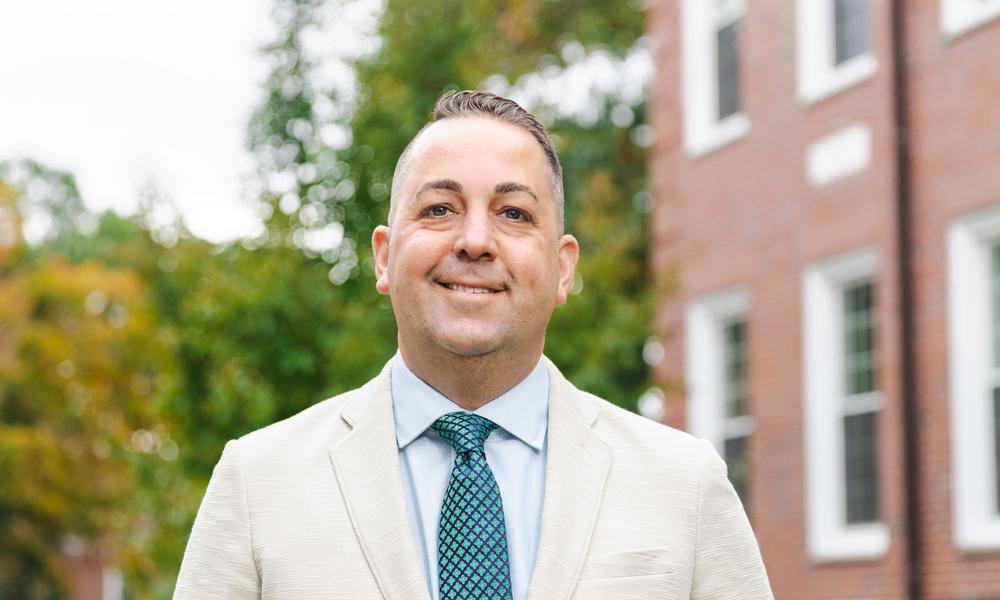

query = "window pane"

[
  {"left": 844, "top": 281, "right": 876, "bottom": 395},
  {"left": 834, "top": 0, "right": 869, "bottom": 65},
  {"left": 724, "top": 319, "right": 747, "bottom": 418},
  {"left": 994, "top": 243, "right": 1000, "bottom": 514},
  {"left": 995, "top": 387, "right": 1000, "bottom": 514},
  {"left": 992, "top": 243, "right": 1000, "bottom": 369},
  {"left": 724, "top": 434, "right": 749, "bottom": 512},
  {"left": 844, "top": 411, "right": 879, "bottom": 524},
  {"left": 716, "top": 20, "right": 740, "bottom": 120}
]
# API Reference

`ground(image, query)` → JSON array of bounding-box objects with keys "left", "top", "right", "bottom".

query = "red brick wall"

[
  {"left": 904, "top": 1, "right": 1000, "bottom": 597},
  {"left": 642, "top": 0, "right": 977, "bottom": 597}
]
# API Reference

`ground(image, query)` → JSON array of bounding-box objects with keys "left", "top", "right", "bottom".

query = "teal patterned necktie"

[{"left": 432, "top": 412, "right": 513, "bottom": 600}]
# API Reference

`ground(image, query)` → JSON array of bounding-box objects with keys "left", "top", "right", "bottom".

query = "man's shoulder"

[
  {"left": 227, "top": 374, "right": 381, "bottom": 462},
  {"left": 545, "top": 358, "right": 706, "bottom": 467},
  {"left": 576, "top": 388, "right": 707, "bottom": 466}
]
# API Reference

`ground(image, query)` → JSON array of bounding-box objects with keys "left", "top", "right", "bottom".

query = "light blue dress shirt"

[{"left": 391, "top": 353, "right": 549, "bottom": 600}]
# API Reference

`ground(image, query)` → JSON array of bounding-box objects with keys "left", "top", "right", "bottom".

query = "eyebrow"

[
  {"left": 417, "top": 179, "right": 463, "bottom": 195},
  {"left": 416, "top": 179, "right": 540, "bottom": 203},
  {"left": 494, "top": 181, "right": 539, "bottom": 203}
]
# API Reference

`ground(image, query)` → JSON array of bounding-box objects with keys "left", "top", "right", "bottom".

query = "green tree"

[
  {"left": 0, "top": 181, "right": 179, "bottom": 598},
  {"left": 545, "top": 103, "right": 654, "bottom": 404}
]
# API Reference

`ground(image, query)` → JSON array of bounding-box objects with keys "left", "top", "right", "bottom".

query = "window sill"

[
  {"left": 684, "top": 113, "right": 750, "bottom": 158},
  {"left": 956, "top": 516, "right": 1000, "bottom": 553},
  {"left": 799, "top": 53, "right": 877, "bottom": 105},
  {"left": 943, "top": 2, "right": 1000, "bottom": 39},
  {"left": 724, "top": 414, "right": 756, "bottom": 438},
  {"left": 808, "top": 522, "right": 890, "bottom": 563}
]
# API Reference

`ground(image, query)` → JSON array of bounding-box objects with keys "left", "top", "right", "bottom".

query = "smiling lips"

[{"left": 437, "top": 280, "right": 506, "bottom": 294}]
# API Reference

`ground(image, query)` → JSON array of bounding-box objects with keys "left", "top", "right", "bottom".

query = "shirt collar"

[{"left": 390, "top": 351, "right": 548, "bottom": 452}]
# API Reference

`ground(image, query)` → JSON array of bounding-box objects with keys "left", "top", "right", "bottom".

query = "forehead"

[{"left": 402, "top": 117, "right": 552, "bottom": 193}]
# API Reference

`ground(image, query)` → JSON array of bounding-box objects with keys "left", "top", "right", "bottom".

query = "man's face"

[{"left": 372, "top": 116, "right": 579, "bottom": 361}]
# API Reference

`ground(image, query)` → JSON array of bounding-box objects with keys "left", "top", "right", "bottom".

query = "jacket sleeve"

[
  {"left": 174, "top": 439, "right": 261, "bottom": 600},
  {"left": 690, "top": 439, "right": 773, "bottom": 600}
]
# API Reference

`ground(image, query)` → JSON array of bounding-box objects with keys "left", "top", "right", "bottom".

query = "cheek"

[
  {"left": 389, "top": 238, "right": 442, "bottom": 284},
  {"left": 512, "top": 244, "right": 562, "bottom": 288},
  {"left": 404, "top": 228, "right": 453, "bottom": 254}
]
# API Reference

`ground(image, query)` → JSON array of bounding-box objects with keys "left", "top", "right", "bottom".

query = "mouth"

[{"left": 436, "top": 281, "right": 506, "bottom": 295}]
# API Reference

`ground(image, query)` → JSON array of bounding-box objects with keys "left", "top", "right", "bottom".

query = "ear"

[
  {"left": 555, "top": 234, "right": 580, "bottom": 305},
  {"left": 371, "top": 225, "right": 392, "bottom": 295}
]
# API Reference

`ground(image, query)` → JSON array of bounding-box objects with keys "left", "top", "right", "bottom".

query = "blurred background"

[{"left": 2, "top": 0, "right": 1000, "bottom": 598}]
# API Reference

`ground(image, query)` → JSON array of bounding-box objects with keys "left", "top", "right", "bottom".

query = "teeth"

[{"left": 445, "top": 283, "right": 497, "bottom": 294}]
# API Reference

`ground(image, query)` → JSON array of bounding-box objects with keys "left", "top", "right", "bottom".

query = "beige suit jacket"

[{"left": 174, "top": 358, "right": 773, "bottom": 599}]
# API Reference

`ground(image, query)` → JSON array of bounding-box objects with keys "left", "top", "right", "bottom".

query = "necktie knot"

[{"left": 432, "top": 412, "right": 498, "bottom": 455}]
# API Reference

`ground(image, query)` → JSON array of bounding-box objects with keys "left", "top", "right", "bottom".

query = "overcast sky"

[
  {"left": 0, "top": 0, "right": 273, "bottom": 242},
  {"left": 0, "top": 2, "right": 652, "bottom": 243}
]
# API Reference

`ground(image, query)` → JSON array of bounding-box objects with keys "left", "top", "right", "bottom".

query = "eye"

[
  {"left": 502, "top": 207, "right": 531, "bottom": 222},
  {"left": 423, "top": 205, "right": 453, "bottom": 218}
]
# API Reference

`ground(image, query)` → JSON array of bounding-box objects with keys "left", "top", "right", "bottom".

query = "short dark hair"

[{"left": 389, "top": 90, "right": 564, "bottom": 232}]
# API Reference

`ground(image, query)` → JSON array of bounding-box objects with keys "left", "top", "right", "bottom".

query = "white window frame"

[
  {"left": 947, "top": 204, "right": 1000, "bottom": 552},
  {"left": 802, "top": 247, "right": 889, "bottom": 561},
  {"left": 681, "top": 0, "right": 750, "bottom": 156},
  {"left": 941, "top": 0, "right": 1000, "bottom": 38},
  {"left": 796, "top": 0, "right": 877, "bottom": 103},
  {"left": 103, "top": 566, "right": 124, "bottom": 600},
  {"left": 685, "top": 288, "right": 755, "bottom": 454}
]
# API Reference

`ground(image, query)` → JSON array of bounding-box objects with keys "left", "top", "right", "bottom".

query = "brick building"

[{"left": 647, "top": 1, "right": 1000, "bottom": 598}]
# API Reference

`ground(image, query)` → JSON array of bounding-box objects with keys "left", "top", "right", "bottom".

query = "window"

[
  {"left": 722, "top": 318, "right": 750, "bottom": 509},
  {"left": 797, "top": 0, "right": 877, "bottom": 103},
  {"left": 948, "top": 205, "right": 1000, "bottom": 551},
  {"left": 941, "top": 0, "right": 1000, "bottom": 37},
  {"left": 987, "top": 241, "right": 1000, "bottom": 513},
  {"left": 681, "top": 0, "right": 749, "bottom": 155},
  {"left": 103, "top": 566, "right": 124, "bottom": 600},
  {"left": 991, "top": 243, "right": 1000, "bottom": 515},
  {"left": 834, "top": 0, "right": 869, "bottom": 65},
  {"left": 685, "top": 289, "right": 755, "bottom": 511},
  {"left": 803, "top": 248, "right": 888, "bottom": 561},
  {"left": 842, "top": 281, "right": 879, "bottom": 524},
  {"left": 995, "top": 385, "right": 1000, "bottom": 512},
  {"left": 716, "top": 7, "right": 741, "bottom": 121}
]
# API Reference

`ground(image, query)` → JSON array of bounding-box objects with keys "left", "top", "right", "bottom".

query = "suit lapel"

[
  {"left": 329, "top": 363, "right": 430, "bottom": 600},
  {"left": 527, "top": 359, "right": 612, "bottom": 600}
]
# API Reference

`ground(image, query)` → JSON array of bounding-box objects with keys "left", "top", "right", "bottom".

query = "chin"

[
  {"left": 439, "top": 339, "right": 503, "bottom": 358},
  {"left": 433, "top": 329, "right": 509, "bottom": 358}
]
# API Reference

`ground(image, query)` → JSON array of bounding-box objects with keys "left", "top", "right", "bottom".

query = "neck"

[{"left": 399, "top": 343, "right": 542, "bottom": 411}]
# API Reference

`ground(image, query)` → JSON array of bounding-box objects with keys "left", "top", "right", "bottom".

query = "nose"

[{"left": 453, "top": 208, "right": 498, "bottom": 261}]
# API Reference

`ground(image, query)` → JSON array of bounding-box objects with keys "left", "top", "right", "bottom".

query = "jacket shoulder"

[
  {"left": 545, "top": 357, "right": 704, "bottom": 464},
  {"left": 583, "top": 390, "right": 706, "bottom": 465},
  {"left": 228, "top": 374, "right": 381, "bottom": 463}
]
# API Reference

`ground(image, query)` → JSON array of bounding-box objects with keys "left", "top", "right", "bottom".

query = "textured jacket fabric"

[{"left": 173, "top": 357, "right": 774, "bottom": 599}]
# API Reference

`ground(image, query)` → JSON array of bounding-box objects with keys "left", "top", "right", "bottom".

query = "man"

[{"left": 174, "top": 91, "right": 773, "bottom": 599}]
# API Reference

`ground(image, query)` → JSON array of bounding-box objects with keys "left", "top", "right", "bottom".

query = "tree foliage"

[{"left": 0, "top": 178, "right": 178, "bottom": 597}]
